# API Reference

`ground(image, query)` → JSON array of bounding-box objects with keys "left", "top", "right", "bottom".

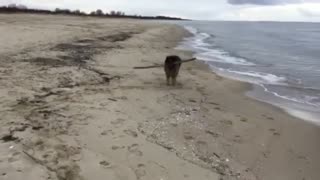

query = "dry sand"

[{"left": 0, "top": 14, "right": 319, "bottom": 180}]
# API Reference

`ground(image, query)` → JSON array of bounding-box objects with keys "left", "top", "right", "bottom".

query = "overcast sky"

[{"left": 1, "top": 0, "right": 320, "bottom": 22}]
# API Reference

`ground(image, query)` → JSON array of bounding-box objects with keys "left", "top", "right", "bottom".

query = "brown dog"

[{"left": 164, "top": 55, "right": 182, "bottom": 86}]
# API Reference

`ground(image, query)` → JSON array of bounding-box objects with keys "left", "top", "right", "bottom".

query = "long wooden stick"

[
  {"left": 133, "top": 58, "right": 196, "bottom": 69},
  {"left": 133, "top": 64, "right": 163, "bottom": 69}
]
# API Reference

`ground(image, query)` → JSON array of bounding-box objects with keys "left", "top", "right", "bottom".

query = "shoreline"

[
  {"left": 176, "top": 23, "right": 320, "bottom": 126},
  {"left": 206, "top": 62, "right": 320, "bottom": 126},
  {"left": 0, "top": 14, "right": 319, "bottom": 180},
  {"left": 175, "top": 25, "right": 320, "bottom": 180}
]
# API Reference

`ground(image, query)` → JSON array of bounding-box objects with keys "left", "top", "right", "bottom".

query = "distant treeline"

[{"left": 0, "top": 4, "right": 186, "bottom": 20}]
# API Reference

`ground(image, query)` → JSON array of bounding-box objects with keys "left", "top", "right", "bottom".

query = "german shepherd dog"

[{"left": 164, "top": 55, "right": 182, "bottom": 86}]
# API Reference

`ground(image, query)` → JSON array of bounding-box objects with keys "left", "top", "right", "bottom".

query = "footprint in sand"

[
  {"left": 143, "top": 81, "right": 152, "bottom": 85},
  {"left": 149, "top": 161, "right": 169, "bottom": 179},
  {"left": 134, "top": 163, "right": 146, "bottom": 180},
  {"left": 214, "top": 107, "right": 222, "bottom": 111},
  {"left": 269, "top": 128, "right": 281, "bottom": 136},
  {"left": 233, "top": 135, "right": 243, "bottom": 143},
  {"left": 183, "top": 132, "right": 194, "bottom": 141},
  {"left": 128, "top": 144, "right": 143, "bottom": 157},
  {"left": 196, "top": 140, "right": 209, "bottom": 155},
  {"left": 111, "top": 145, "right": 125, "bottom": 150},
  {"left": 262, "top": 114, "right": 275, "bottom": 120},
  {"left": 240, "top": 117, "right": 248, "bottom": 122},
  {"left": 8, "top": 151, "right": 21, "bottom": 163},
  {"left": 273, "top": 132, "right": 281, "bottom": 136},
  {"left": 111, "top": 118, "right": 126, "bottom": 127},
  {"left": 100, "top": 160, "right": 112, "bottom": 169},
  {"left": 269, "top": 128, "right": 276, "bottom": 132},
  {"left": 220, "top": 119, "right": 233, "bottom": 126},
  {"left": 101, "top": 130, "right": 115, "bottom": 136},
  {"left": 124, "top": 129, "right": 138, "bottom": 138},
  {"left": 170, "top": 123, "right": 178, "bottom": 127}
]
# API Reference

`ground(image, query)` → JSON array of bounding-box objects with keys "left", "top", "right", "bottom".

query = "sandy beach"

[{"left": 0, "top": 14, "right": 319, "bottom": 180}]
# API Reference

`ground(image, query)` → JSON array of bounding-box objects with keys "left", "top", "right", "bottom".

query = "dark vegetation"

[{"left": 0, "top": 4, "right": 186, "bottom": 20}]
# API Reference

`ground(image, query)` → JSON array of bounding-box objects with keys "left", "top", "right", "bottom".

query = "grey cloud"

[{"left": 228, "top": 0, "right": 318, "bottom": 5}]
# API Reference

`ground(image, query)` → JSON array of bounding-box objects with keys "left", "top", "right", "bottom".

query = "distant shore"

[
  {"left": 0, "top": 14, "right": 319, "bottom": 180},
  {"left": 0, "top": 6, "right": 187, "bottom": 20}
]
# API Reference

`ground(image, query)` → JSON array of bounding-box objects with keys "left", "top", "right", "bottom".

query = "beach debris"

[
  {"left": 24, "top": 57, "right": 68, "bottom": 67},
  {"left": 205, "top": 130, "right": 219, "bottom": 138},
  {"left": 32, "top": 125, "right": 44, "bottom": 131},
  {"left": 185, "top": 111, "right": 191, "bottom": 116},
  {"left": 97, "top": 32, "right": 133, "bottom": 42},
  {"left": 17, "top": 97, "right": 30, "bottom": 105},
  {"left": 108, "top": 98, "right": 117, "bottom": 102},
  {"left": 1, "top": 134, "right": 18, "bottom": 142},
  {"left": 209, "top": 102, "right": 219, "bottom": 106},
  {"left": 10, "top": 124, "right": 28, "bottom": 132},
  {"left": 213, "top": 152, "right": 221, "bottom": 159}
]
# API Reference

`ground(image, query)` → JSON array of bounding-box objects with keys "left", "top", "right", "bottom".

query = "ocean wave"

[
  {"left": 260, "top": 84, "right": 320, "bottom": 107},
  {"left": 196, "top": 49, "right": 256, "bottom": 66},
  {"left": 184, "top": 26, "right": 198, "bottom": 35},
  {"left": 181, "top": 26, "right": 255, "bottom": 66},
  {"left": 224, "top": 69, "right": 287, "bottom": 85},
  {"left": 216, "top": 68, "right": 320, "bottom": 107}
]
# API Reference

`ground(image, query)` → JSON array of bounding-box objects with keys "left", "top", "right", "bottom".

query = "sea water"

[{"left": 175, "top": 21, "right": 320, "bottom": 124}]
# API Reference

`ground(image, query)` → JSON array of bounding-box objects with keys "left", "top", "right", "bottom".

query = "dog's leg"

[
  {"left": 172, "top": 66, "right": 180, "bottom": 86},
  {"left": 172, "top": 77, "right": 176, "bottom": 86},
  {"left": 166, "top": 74, "right": 170, "bottom": 86}
]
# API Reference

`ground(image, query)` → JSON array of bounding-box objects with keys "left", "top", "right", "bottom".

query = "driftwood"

[{"left": 134, "top": 58, "right": 196, "bottom": 69}]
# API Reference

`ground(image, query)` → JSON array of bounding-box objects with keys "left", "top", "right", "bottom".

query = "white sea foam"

[
  {"left": 225, "top": 70, "right": 287, "bottom": 85},
  {"left": 184, "top": 26, "right": 198, "bottom": 34},
  {"left": 285, "top": 108, "right": 320, "bottom": 125},
  {"left": 260, "top": 84, "right": 320, "bottom": 107},
  {"left": 181, "top": 25, "right": 255, "bottom": 66},
  {"left": 197, "top": 49, "right": 256, "bottom": 66}
]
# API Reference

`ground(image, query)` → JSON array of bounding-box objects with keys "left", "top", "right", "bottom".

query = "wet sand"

[{"left": 0, "top": 14, "right": 319, "bottom": 180}]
